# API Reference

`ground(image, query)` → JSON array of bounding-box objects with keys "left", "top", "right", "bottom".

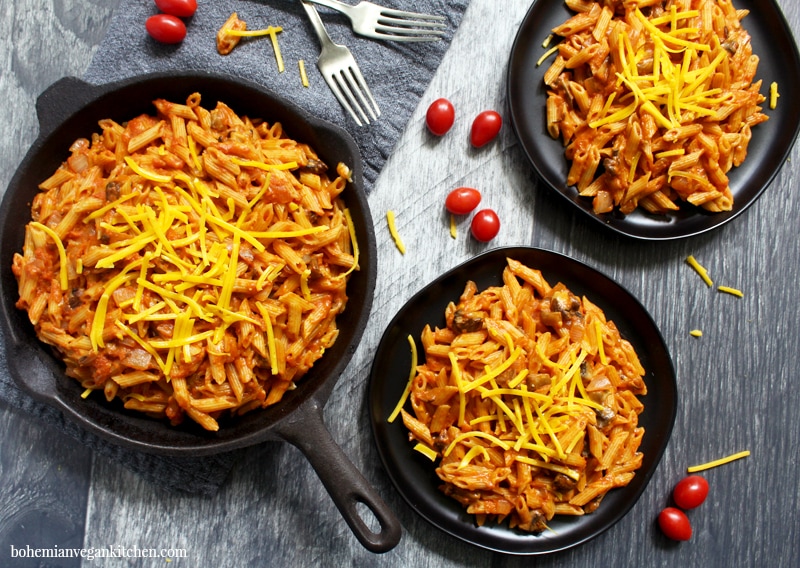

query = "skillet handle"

[
  {"left": 35, "top": 77, "right": 97, "bottom": 140},
  {"left": 273, "top": 396, "right": 402, "bottom": 553}
]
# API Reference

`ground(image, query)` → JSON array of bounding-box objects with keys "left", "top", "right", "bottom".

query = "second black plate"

[
  {"left": 369, "top": 247, "right": 677, "bottom": 554},
  {"left": 507, "top": 0, "right": 800, "bottom": 240}
]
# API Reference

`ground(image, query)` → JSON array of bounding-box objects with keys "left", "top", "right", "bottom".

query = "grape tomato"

[
  {"left": 146, "top": 14, "right": 187, "bottom": 44},
  {"left": 658, "top": 507, "right": 692, "bottom": 541},
  {"left": 154, "top": 0, "right": 198, "bottom": 18},
  {"left": 470, "top": 110, "right": 502, "bottom": 147},
  {"left": 426, "top": 98, "right": 455, "bottom": 136},
  {"left": 673, "top": 475, "right": 709, "bottom": 510},
  {"left": 445, "top": 187, "right": 481, "bottom": 215},
  {"left": 470, "top": 209, "right": 500, "bottom": 242}
]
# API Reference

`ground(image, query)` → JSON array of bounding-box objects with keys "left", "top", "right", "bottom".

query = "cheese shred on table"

[
  {"left": 12, "top": 93, "right": 358, "bottom": 432},
  {"left": 687, "top": 450, "right": 750, "bottom": 472},
  {"left": 718, "top": 285, "right": 743, "bottom": 297},
  {"left": 394, "top": 258, "right": 647, "bottom": 532},
  {"left": 386, "top": 210, "right": 406, "bottom": 255},
  {"left": 299, "top": 60, "right": 310, "bottom": 88},
  {"left": 686, "top": 255, "right": 713, "bottom": 287}
]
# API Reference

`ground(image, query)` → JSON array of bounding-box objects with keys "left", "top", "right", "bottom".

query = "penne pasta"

[
  {"left": 544, "top": 0, "right": 769, "bottom": 215},
  {"left": 11, "top": 94, "right": 358, "bottom": 431},
  {"left": 395, "top": 259, "right": 646, "bottom": 532}
]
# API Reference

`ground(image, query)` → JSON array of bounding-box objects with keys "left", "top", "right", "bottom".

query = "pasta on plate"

[
  {"left": 394, "top": 259, "right": 646, "bottom": 532},
  {"left": 12, "top": 93, "right": 358, "bottom": 431},
  {"left": 543, "top": 0, "right": 768, "bottom": 215}
]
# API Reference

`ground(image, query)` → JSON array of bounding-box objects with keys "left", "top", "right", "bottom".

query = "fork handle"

[
  {"left": 300, "top": 0, "right": 336, "bottom": 47},
  {"left": 303, "top": 0, "right": 355, "bottom": 17}
]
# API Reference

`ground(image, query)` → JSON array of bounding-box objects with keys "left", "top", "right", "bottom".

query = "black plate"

[
  {"left": 507, "top": 0, "right": 800, "bottom": 240},
  {"left": 369, "top": 247, "right": 677, "bottom": 554}
]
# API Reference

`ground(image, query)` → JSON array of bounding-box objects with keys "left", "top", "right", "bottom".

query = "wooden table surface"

[{"left": 2, "top": 1, "right": 799, "bottom": 566}]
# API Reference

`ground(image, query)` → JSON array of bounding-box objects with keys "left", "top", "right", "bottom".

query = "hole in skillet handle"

[{"left": 273, "top": 396, "right": 402, "bottom": 553}]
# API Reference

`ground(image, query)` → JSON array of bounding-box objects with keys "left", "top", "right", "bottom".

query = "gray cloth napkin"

[
  {"left": 0, "top": 0, "right": 469, "bottom": 494},
  {"left": 84, "top": 0, "right": 470, "bottom": 192}
]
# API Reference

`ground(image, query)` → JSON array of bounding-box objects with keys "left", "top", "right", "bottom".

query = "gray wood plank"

[
  {"left": 0, "top": 404, "right": 93, "bottom": 568},
  {"left": 0, "top": 1, "right": 118, "bottom": 567}
]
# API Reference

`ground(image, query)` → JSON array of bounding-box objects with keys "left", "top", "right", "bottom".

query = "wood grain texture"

[
  {"left": 0, "top": 2, "right": 117, "bottom": 567},
  {"left": 1, "top": 0, "right": 799, "bottom": 566}
]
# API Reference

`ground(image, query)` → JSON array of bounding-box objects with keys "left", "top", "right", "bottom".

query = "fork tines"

[
  {"left": 328, "top": 66, "right": 381, "bottom": 126},
  {"left": 376, "top": 9, "right": 446, "bottom": 40}
]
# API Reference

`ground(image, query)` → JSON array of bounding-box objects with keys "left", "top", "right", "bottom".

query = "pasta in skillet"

[
  {"left": 396, "top": 258, "right": 646, "bottom": 532},
  {"left": 543, "top": 0, "right": 768, "bottom": 215},
  {"left": 12, "top": 93, "right": 358, "bottom": 431}
]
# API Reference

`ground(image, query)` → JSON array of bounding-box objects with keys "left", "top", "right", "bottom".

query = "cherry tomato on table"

[
  {"left": 658, "top": 507, "right": 692, "bottom": 541},
  {"left": 673, "top": 475, "right": 709, "bottom": 510},
  {"left": 155, "top": 0, "right": 198, "bottom": 18},
  {"left": 470, "top": 110, "right": 502, "bottom": 147},
  {"left": 445, "top": 187, "right": 481, "bottom": 215},
  {"left": 146, "top": 14, "right": 187, "bottom": 44},
  {"left": 426, "top": 98, "right": 455, "bottom": 136},
  {"left": 470, "top": 208, "right": 500, "bottom": 242}
]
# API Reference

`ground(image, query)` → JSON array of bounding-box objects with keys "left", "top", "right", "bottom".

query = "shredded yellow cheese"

[
  {"left": 515, "top": 455, "right": 581, "bottom": 481},
  {"left": 268, "top": 27, "right": 284, "bottom": 72},
  {"left": 434, "top": 345, "right": 605, "bottom": 464},
  {"left": 458, "top": 445, "right": 490, "bottom": 469},
  {"left": 230, "top": 157, "right": 297, "bottom": 171},
  {"left": 462, "top": 347, "right": 523, "bottom": 393},
  {"left": 655, "top": 149, "right": 686, "bottom": 159},
  {"left": 299, "top": 60, "right": 309, "bottom": 87},
  {"left": 115, "top": 320, "right": 166, "bottom": 372},
  {"left": 225, "top": 25, "right": 283, "bottom": 38},
  {"left": 537, "top": 44, "right": 560, "bottom": 67},
  {"left": 29, "top": 222, "right": 68, "bottom": 291},
  {"left": 595, "top": 319, "right": 608, "bottom": 365},
  {"left": 83, "top": 192, "right": 137, "bottom": 222},
  {"left": 449, "top": 214, "right": 457, "bottom": 239},
  {"left": 90, "top": 264, "right": 141, "bottom": 350},
  {"left": 449, "top": 352, "right": 467, "bottom": 427},
  {"left": 124, "top": 156, "right": 171, "bottom": 183},
  {"left": 589, "top": 8, "right": 731, "bottom": 131},
  {"left": 718, "top": 285, "right": 743, "bottom": 298},
  {"left": 444, "top": 431, "right": 511, "bottom": 456},
  {"left": 187, "top": 135, "right": 203, "bottom": 173},
  {"left": 687, "top": 450, "right": 750, "bottom": 473},
  {"left": 770, "top": 81, "right": 780, "bottom": 110},
  {"left": 336, "top": 208, "right": 360, "bottom": 278},
  {"left": 414, "top": 443, "right": 438, "bottom": 461},
  {"left": 686, "top": 255, "right": 713, "bottom": 287},
  {"left": 386, "top": 210, "right": 406, "bottom": 255},
  {"left": 82, "top": 154, "right": 350, "bottom": 363},
  {"left": 224, "top": 26, "right": 284, "bottom": 71},
  {"left": 300, "top": 269, "right": 312, "bottom": 301},
  {"left": 256, "top": 303, "right": 279, "bottom": 375},
  {"left": 387, "top": 335, "right": 418, "bottom": 423}
]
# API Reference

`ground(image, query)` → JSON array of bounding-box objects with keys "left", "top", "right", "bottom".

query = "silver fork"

[
  {"left": 300, "top": 0, "right": 381, "bottom": 126},
  {"left": 303, "top": 0, "right": 446, "bottom": 42}
]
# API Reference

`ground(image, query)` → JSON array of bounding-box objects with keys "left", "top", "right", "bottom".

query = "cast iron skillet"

[
  {"left": 369, "top": 247, "right": 677, "bottom": 554},
  {"left": 507, "top": 0, "right": 800, "bottom": 240},
  {"left": 0, "top": 71, "right": 400, "bottom": 553}
]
